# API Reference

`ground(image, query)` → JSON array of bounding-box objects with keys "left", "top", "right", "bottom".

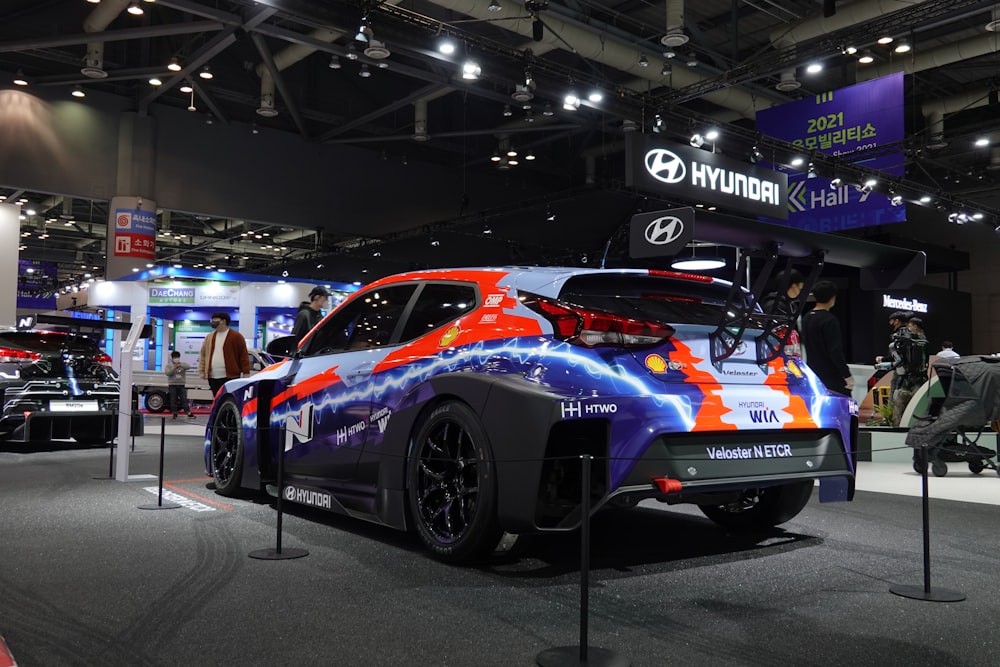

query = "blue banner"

[
  {"left": 17, "top": 259, "right": 57, "bottom": 311},
  {"left": 756, "top": 72, "right": 905, "bottom": 231}
]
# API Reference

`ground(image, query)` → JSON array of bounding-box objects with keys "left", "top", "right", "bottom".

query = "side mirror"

[{"left": 266, "top": 335, "right": 298, "bottom": 359}]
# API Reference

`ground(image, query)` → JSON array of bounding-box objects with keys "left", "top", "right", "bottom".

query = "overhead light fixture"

[
  {"left": 807, "top": 162, "right": 817, "bottom": 178},
  {"left": 13, "top": 70, "right": 28, "bottom": 86},
  {"left": 542, "top": 103, "right": 554, "bottom": 116},
  {"left": 488, "top": 0, "right": 502, "bottom": 11},
  {"left": 638, "top": 54, "right": 649, "bottom": 68},
  {"left": 187, "top": 90, "right": 196, "bottom": 112},
  {"left": 502, "top": 104, "right": 512, "bottom": 117},
  {"left": 661, "top": 63, "right": 672, "bottom": 77},
  {"left": 546, "top": 206, "right": 556, "bottom": 222},
  {"left": 199, "top": 66, "right": 213, "bottom": 80},
  {"left": 686, "top": 53, "right": 698, "bottom": 67},
  {"left": 671, "top": 249, "right": 726, "bottom": 271},
  {"left": 690, "top": 133, "right": 705, "bottom": 148},
  {"left": 179, "top": 81, "right": 193, "bottom": 93},
  {"left": 662, "top": 48, "right": 676, "bottom": 59},
  {"left": 704, "top": 129, "right": 719, "bottom": 141},
  {"left": 843, "top": 45, "right": 858, "bottom": 55},
  {"left": 346, "top": 43, "right": 359, "bottom": 61},
  {"left": 864, "top": 177, "right": 878, "bottom": 189},
  {"left": 490, "top": 151, "right": 502, "bottom": 163},
  {"left": 877, "top": 35, "right": 894, "bottom": 45},
  {"left": 790, "top": 156, "right": 805, "bottom": 167},
  {"left": 429, "top": 235, "right": 440, "bottom": 247},
  {"left": 588, "top": 90, "right": 603, "bottom": 103},
  {"left": 919, "top": 195, "right": 932, "bottom": 203},
  {"left": 358, "top": 64, "right": 371, "bottom": 78},
  {"left": 167, "top": 57, "right": 182, "bottom": 72},
  {"left": 653, "top": 114, "right": 665, "bottom": 133},
  {"left": 364, "top": 38, "right": 390, "bottom": 60},
  {"left": 524, "top": 150, "right": 536, "bottom": 161},
  {"left": 563, "top": 93, "right": 580, "bottom": 111},
  {"left": 461, "top": 60, "right": 481, "bottom": 80},
  {"left": 329, "top": 55, "right": 341, "bottom": 69},
  {"left": 148, "top": 76, "right": 162, "bottom": 86},
  {"left": 71, "top": 85, "right": 86, "bottom": 98},
  {"left": 127, "top": 2, "right": 144, "bottom": 16},
  {"left": 890, "top": 194, "right": 904, "bottom": 206},
  {"left": 858, "top": 51, "right": 874, "bottom": 64},
  {"left": 438, "top": 38, "right": 456, "bottom": 55},
  {"left": 975, "top": 137, "right": 990, "bottom": 147},
  {"left": 830, "top": 176, "right": 843, "bottom": 188},
  {"left": 806, "top": 62, "right": 823, "bottom": 74},
  {"left": 532, "top": 17, "right": 543, "bottom": 41},
  {"left": 894, "top": 40, "right": 911, "bottom": 54},
  {"left": 506, "top": 147, "right": 518, "bottom": 158}
]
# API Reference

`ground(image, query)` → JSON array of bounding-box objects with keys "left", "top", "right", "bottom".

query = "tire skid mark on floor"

[
  {"left": 113, "top": 519, "right": 246, "bottom": 655},
  {"left": 0, "top": 577, "right": 159, "bottom": 667}
]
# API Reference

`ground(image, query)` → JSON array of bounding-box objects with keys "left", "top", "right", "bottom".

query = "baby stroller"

[{"left": 905, "top": 356, "right": 1000, "bottom": 477}]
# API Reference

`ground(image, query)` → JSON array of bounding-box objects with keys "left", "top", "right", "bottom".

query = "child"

[{"left": 164, "top": 350, "right": 197, "bottom": 419}]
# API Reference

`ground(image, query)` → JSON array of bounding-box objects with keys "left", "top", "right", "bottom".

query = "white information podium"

[{"left": 116, "top": 316, "right": 147, "bottom": 482}]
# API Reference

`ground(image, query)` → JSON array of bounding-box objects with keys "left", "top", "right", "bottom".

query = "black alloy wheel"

[
  {"left": 408, "top": 401, "right": 501, "bottom": 562},
  {"left": 211, "top": 399, "right": 245, "bottom": 496}
]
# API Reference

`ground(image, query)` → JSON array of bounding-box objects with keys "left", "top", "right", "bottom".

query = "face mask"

[{"left": 210, "top": 321, "right": 220, "bottom": 329}]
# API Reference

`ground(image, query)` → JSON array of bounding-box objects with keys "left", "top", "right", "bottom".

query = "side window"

[
  {"left": 399, "top": 283, "right": 478, "bottom": 343},
  {"left": 302, "top": 284, "right": 416, "bottom": 356}
]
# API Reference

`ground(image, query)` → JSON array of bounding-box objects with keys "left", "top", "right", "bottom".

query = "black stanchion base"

[
  {"left": 138, "top": 502, "right": 182, "bottom": 510},
  {"left": 890, "top": 584, "right": 966, "bottom": 602},
  {"left": 536, "top": 647, "right": 631, "bottom": 667},
  {"left": 248, "top": 547, "right": 309, "bottom": 560}
]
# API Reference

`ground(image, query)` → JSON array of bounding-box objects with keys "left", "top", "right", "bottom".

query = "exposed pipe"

[
  {"left": 921, "top": 87, "right": 993, "bottom": 147},
  {"left": 254, "top": 28, "right": 341, "bottom": 118},
  {"left": 857, "top": 33, "right": 1000, "bottom": 80},
  {"left": 82, "top": 0, "right": 131, "bottom": 79},
  {"left": 769, "top": 0, "right": 932, "bottom": 48},
  {"left": 662, "top": 1, "right": 689, "bottom": 48}
]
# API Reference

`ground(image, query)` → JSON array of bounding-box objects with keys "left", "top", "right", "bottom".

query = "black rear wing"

[{"left": 16, "top": 313, "right": 152, "bottom": 339}]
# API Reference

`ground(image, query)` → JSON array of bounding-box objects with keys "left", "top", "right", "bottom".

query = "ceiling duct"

[
  {"left": 413, "top": 99, "right": 429, "bottom": 142},
  {"left": 988, "top": 147, "right": 1000, "bottom": 171},
  {"left": 257, "top": 91, "right": 279, "bottom": 118},
  {"left": 512, "top": 84, "right": 534, "bottom": 103},
  {"left": 81, "top": 0, "right": 130, "bottom": 79},
  {"left": 660, "top": 1, "right": 689, "bottom": 47},
  {"left": 987, "top": 6, "right": 1000, "bottom": 31},
  {"left": 775, "top": 69, "right": 801, "bottom": 91},
  {"left": 922, "top": 87, "right": 993, "bottom": 150},
  {"left": 770, "top": 0, "right": 932, "bottom": 49},
  {"left": 364, "top": 38, "right": 391, "bottom": 60}
]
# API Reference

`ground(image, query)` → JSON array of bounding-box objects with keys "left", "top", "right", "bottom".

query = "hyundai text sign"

[
  {"left": 629, "top": 208, "right": 695, "bottom": 259},
  {"left": 626, "top": 136, "right": 788, "bottom": 220}
]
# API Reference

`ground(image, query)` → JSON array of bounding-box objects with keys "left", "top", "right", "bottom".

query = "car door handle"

[{"left": 344, "top": 361, "right": 376, "bottom": 385}]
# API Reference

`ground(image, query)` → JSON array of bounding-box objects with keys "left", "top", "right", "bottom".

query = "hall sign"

[
  {"left": 882, "top": 294, "right": 928, "bottom": 314},
  {"left": 625, "top": 135, "right": 788, "bottom": 220}
]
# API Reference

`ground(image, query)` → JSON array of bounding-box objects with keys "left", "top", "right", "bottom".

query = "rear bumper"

[{"left": 0, "top": 409, "right": 119, "bottom": 443}]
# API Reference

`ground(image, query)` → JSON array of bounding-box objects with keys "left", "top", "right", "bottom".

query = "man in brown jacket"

[{"left": 198, "top": 312, "right": 250, "bottom": 396}]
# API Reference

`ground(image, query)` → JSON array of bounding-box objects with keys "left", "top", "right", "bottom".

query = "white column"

[{"left": 0, "top": 203, "right": 20, "bottom": 327}]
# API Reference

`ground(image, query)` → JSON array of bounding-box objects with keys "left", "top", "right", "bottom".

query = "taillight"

[
  {"left": 93, "top": 353, "right": 113, "bottom": 366},
  {"left": 524, "top": 296, "right": 675, "bottom": 348},
  {"left": 0, "top": 347, "right": 42, "bottom": 363}
]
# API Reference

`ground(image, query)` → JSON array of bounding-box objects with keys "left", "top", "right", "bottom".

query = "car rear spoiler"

[{"left": 16, "top": 313, "right": 152, "bottom": 339}]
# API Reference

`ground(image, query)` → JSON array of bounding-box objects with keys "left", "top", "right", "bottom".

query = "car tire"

[
  {"left": 407, "top": 400, "right": 502, "bottom": 563},
  {"left": 210, "top": 398, "right": 245, "bottom": 497},
  {"left": 145, "top": 390, "right": 168, "bottom": 413},
  {"left": 698, "top": 480, "right": 814, "bottom": 532}
]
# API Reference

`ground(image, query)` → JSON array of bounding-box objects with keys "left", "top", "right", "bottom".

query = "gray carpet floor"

[{"left": 1, "top": 430, "right": 998, "bottom": 667}]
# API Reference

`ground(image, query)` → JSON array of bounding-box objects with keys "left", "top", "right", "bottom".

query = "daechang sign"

[{"left": 626, "top": 135, "right": 788, "bottom": 220}]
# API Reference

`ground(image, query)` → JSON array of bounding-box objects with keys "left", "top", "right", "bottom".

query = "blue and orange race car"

[{"left": 205, "top": 266, "right": 857, "bottom": 562}]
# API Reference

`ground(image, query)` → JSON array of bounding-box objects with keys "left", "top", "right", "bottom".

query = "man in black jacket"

[
  {"left": 292, "top": 285, "right": 330, "bottom": 343},
  {"left": 802, "top": 281, "right": 853, "bottom": 397}
]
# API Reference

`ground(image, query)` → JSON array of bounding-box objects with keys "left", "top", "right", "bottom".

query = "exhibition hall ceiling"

[{"left": 2, "top": 0, "right": 1000, "bottom": 290}]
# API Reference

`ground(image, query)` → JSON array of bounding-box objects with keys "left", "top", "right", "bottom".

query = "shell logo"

[
  {"left": 645, "top": 353, "right": 668, "bottom": 373},
  {"left": 438, "top": 325, "right": 461, "bottom": 347}
]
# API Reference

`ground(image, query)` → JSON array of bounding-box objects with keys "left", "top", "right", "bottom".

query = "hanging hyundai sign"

[
  {"left": 629, "top": 208, "right": 694, "bottom": 259},
  {"left": 625, "top": 135, "right": 788, "bottom": 220}
]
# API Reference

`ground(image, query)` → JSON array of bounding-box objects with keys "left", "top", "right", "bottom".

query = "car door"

[{"left": 278, "top": 283, "right": 416, "bottom": 481}]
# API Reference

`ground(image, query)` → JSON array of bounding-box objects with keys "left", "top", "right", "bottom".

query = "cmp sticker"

[
  {"left": 439, "top": 325, "right": 461, "bottom": 347},
  {"left": 645, "top": 353, "right": 667, "bottom": 373},
  {"left": 483, "top": 294, "right": 504, "bottom": 307}
]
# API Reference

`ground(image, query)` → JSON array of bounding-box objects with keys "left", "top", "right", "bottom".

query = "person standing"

[
  {"left": 292, "top": 285, "right": 330, "bottom": 343},
  {"left": 936, "top": 341, "right": 959, "bottom": 358},
  {"left": 164, "top": 350, "right": 197, "bottom": 419},
  {"left": 198, "top": 312, "right": 250, "bottom": 396},
  {"left": 760, "top": 269, "right": 805, "bottom": 357},
  {"left": 801, "top": 281, "right": 853, "bottom": 396}
]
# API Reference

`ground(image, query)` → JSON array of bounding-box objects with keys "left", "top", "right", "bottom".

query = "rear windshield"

[
  {"left": 0, "top": 331, "right": 101, "bottom": 354},
  {"left": 557, "top": 274, "right": 752, "bottom": 326}
]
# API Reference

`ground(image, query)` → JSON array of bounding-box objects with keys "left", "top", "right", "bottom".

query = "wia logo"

[{"left": 749, "top": 409, "right": 779, "bottom": 424}]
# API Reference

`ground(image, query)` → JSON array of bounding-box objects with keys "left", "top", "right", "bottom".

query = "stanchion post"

[
  {"left": 138, "top": 416, "right": 180, "bottom": 510},
  {"left": 249, "top": 425, "right": 308, "bottom": 560},
  {"left": 889, "top": 444, "right": 965, "bottom": 602},
  {"left": 536, "top": 455, "right": 630, "bottom": 667}
]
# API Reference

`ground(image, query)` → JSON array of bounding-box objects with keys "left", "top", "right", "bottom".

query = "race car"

[
  {"left": 0, "top": 328, "right": 120, "bottom": 444},
  {"left": 205, "top": 266, "right": 857, "bottom": 562}
]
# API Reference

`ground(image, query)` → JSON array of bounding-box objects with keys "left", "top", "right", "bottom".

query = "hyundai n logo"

[
  {"left": 644, "top": 216, "right": 685, "bottom": 245},
  {"left": 645, "top": 149, "right": 686, "bottom": 184}
]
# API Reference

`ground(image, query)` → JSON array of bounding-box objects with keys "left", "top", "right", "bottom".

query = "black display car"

[{"left": 0, "top": 328, "right": 120, "bottom": 445}]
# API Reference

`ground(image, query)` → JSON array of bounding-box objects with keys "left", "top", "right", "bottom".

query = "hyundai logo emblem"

[
  {"left": 644, "top": 216, "right": 685, "bottom": 245},
  {"left": 644, "top": 149, "right": 687, "bottom": 184}
]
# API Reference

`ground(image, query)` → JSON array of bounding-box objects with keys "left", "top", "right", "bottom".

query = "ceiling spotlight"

[
  {"left": 890, "top": 194, "right": 904, "bottom": 206},
  {"left": 148, "top": 76, "right": 162, "bottom": 86},
  {"left": 329, "top": 55, "right": 341, "bottom": 69},
  {"left": 830, "top": 176, "right": 843, "bottom": 188},
  {"left": 807, "top": 162, "right": 817, "bottom": 178},
  {"left": 179, "top": 82, "right": 193, "bottom": 93},
  {"left": 877, "top": 35, "right": 894, "bottom": 45},
  {"left": 545, "top": 206, "right": 556, "bottom": 222},
  {"left": 653, "top": 114, "right": 666, "bottom": 133},
  {"left": 483, "top": 222, "right": 493, "bottom": 235},
  {"left": 542, "top": 103, "right": 554, "bottom": 116},
  {"left": 661, "top": 63, "right": 672, "bottom": 77},
  {"left": 858, "top": 51, "right": 874, "bottom": 64},
  {"left": 490, "top": 151, "right": 502, "bottom": 163},
  {"left": 461, "top": 60, "right": 481, "bottom": 80},
  {"left": 975, "top": 137, "right": 990, "bottom": 147},
  {"left": 686, "top": 53, "right": 698, "bottom": 67},
  {"left": 690, "top": 133, "right": 705, "bottom": 148},
  {"left": 662, "top": 48, "right": 676, "bottom": 59},
  {"left": 919, "top": 195, "right": 932, "bottom": 203},
  {"left": 438, "top": 38, "right": 456, "bottom": 55},
  {"left": 894, "top": 40, "right": 911, "bottom": 54},
  {"left": 806, "top": 62, "right": 823, "bottom": 74},
  {"left": 13, "top": 70, "right": 28, "bottom": 86},
  {"left": 864, "top": 177, "right": 878, "bottom": 188},
  {"left": 588, "top": 90, "right": 603, "bottom": 103},
  {"left": 503, "top": 104, "right": 512, "bottom": 117},
  {"left": 843, "top": 45, "right": 858, "bottom": 55},
  {"left": 127, "top": 2, "right": 144, "bottom": 16},
  {"left": 167, "top": 57, "right": 182, "bottom": 72},
  {"left": 790, "top": 156, "right": 805, "bottom": 167},
  {"left": 525, "top": 150, "right": 536, "bottom": 161},
  {"left": 488, "top": 0, "right": 502, "bottom": 11},
  {"left": 358, "top": 64, "right": 371, "bottom": 78},
  {"left": 199, "top": 66, "right": 213, "bottom": 80},
  {"left": 71, "top": 85, "right": 86, "bottom": 98},
  {"left": 346, "top": 43, "right": 359, "bottom": 60},
  {"left": 563, "top": 93, "right": 580, "bottom": 111},
  {"left": 638, "top": 54, "right": 649, "bottom": 68},
  {"left": 429, "top": 235, "right": 440, "bottom": 247}
]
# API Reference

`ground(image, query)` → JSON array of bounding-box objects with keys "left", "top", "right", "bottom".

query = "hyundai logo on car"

[
  {"left": 629, "top": 207, "right": 694, "bottom": 259},
  {"left": 626, "top": 136, "right": 788, "bottom": 220}
]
